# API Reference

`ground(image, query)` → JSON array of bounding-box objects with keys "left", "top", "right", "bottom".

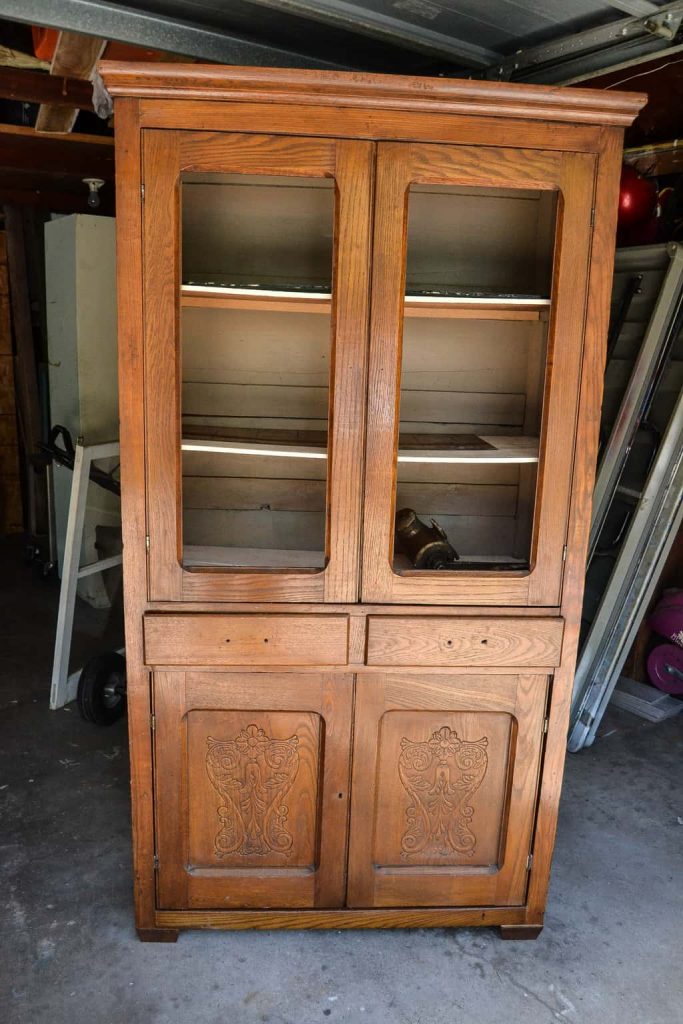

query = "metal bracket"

[
  {"left": 644, "top": 10, "right": 679, "bottom": 39},
  {"left": 486, "top": 1, "right": 683, "bottom": 83}
]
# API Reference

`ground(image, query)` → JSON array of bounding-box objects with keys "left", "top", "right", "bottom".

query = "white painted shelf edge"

[
  {"left": 181, "top": 435, "right": 540, "bottom": 464},
  {"left": 181, "top": 284, "right": 551, "bottom": 307},
  {"left": 184, "top": 545, "right": 325, "bottom": 568}
]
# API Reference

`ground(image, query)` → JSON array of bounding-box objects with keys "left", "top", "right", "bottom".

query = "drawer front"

[
  {"left": 366, "top": 616, "right": 563, "bottom": 667},
  {"left": 144, "top": 614, "right": 349, "bottom": 667}
]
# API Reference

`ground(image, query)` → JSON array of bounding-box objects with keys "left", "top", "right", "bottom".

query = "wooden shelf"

[
  {"left": 181, "top": 433, "right": 539, "bottom": 464},
  {"left": 184, "top": 545, "right": 326, "bottom": 568},
  {"left": 393, "top": 553, "right": 529, "bottom": 572},
  {"left": 181, "top": 284, "right": 548, "bottom": 320},
  {"left": 398, "top": 436, "right": 538, "bottom": 464},
  {"left": 182, "top": 285, "right": 331, "bottom": 315}
]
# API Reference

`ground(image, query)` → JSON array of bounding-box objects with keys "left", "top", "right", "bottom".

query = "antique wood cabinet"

[{"left": 100, "top": 62, "right": 644, "bottom": 941}]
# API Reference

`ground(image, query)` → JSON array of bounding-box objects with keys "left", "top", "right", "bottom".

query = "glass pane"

[
  {"left": 180, "top": 173, "right": 334, "bottom": 570},
  {"left": 394, "top": 184, "right": 557, "bottom": 574}
]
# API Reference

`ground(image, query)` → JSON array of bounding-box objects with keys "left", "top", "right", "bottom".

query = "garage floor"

[{"left": 1, "top": 537, "right": 682, "bottom": 1024}]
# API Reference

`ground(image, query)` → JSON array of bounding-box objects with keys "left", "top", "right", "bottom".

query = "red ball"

[{"left": 618, "top": 165, "right": 657, "bottom": 227}]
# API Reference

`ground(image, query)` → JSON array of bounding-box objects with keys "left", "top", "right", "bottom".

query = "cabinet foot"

[
  {"left": 137, "top": 927, "right": 180, "bottom": 943},
  {"left": 499, "top": 924, "right": 543, "bottom": 941}
]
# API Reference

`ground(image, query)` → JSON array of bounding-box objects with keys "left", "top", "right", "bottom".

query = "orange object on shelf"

[
  {"left": 32, "top": 25, "right": 186, "bottom": 67},
  {"left": 32, "top": 27, "right": 59, "bottom": 62}
]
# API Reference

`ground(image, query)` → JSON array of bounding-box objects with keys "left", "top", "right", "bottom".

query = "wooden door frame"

[
  {"left": 142, "top": 129, "right": 374, "bottom": 604},
  {"left": 347, "top": 671, "right": 548, "bottom": 907},
  {"left": 361, "top": 141, "right": 597, "bottom": 606},
  {"left": 154, "top": 670, "right": 354, "bottom": 909}
]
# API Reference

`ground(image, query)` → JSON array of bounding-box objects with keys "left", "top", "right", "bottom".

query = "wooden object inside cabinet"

[{"left": 100, "top": 61, "right": 645, "bottom": 942}]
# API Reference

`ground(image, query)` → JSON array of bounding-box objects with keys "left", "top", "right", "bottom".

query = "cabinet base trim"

[{"left": 154, "top": 906, "right": 527, "bottom": 931}]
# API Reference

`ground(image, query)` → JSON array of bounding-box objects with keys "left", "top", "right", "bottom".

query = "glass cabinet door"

[
  {"left": 141, "top": 131, "right": 373, "bottom": 602},
  {"left": 362, "top": 142, "right": 596, "bottom": 606}
]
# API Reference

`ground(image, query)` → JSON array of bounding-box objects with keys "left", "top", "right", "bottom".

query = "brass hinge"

[
  {"left": 562, "top": 544, "right": 568, "bottom": 563},
  {"left": 543, "top": 717, "right": 549, "bottom": 734},
  {"left": 150, "top": 713, "right": 156, "bottom": 732},
  {"left": 141, "top": 183, "right": 145, "bottom": 201},
  {"left": 527, "top": 853, "right": 534, "bottom": 871},
  {"left": 145, "top": 535, "right": 150, "bottom": 553},
  {"left": 153, "top": 854, "right": 159, "bottom": 871},
  {"left": 590, "top": 206, "right": 595, "bottom": 228}
]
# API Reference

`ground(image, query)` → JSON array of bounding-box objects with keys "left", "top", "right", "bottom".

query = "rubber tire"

[{"left": 77, "top": 652, "right": 127, "bottom": 726}]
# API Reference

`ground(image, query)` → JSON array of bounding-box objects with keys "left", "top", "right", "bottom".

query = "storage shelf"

[
  {"left": 181, "top": 284, "right": 548, "bottom": 320},
  {"left": 393, "top": 553, "right": 529, "bottom": 572},
  {"left": 181, "top": 433, "right": 539, "bottom": 464},
  {"left": 185, "top": 545, "right": 325, "bottom": 568}
]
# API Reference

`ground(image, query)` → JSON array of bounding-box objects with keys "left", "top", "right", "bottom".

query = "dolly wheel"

[{"left": 77, "top": 652, "right": 127, "bottom": 726}]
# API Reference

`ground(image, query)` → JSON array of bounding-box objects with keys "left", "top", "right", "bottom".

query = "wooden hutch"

[{"left": 100, "top": 62, "right": 644, "bottom": 941}]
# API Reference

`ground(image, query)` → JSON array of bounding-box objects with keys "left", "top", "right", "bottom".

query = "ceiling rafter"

[
  {"left": 0, "top": 0, "right": 353, "bottom": 71},
  {"left": 242, "top": 0, "right": 501, "bottom": 67},
  {"left": 35, "top": 31, "right": 105, "bottom": 133},
  {"left": 486, "top": 0, "right": 683, "bottom": 82}
]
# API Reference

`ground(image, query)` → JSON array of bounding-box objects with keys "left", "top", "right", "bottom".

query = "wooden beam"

[
  {"left": 0, "top": 125, "right": 114, "bottom": 214},
  {"left": 0, "top": 66, "right": 94, "bottom": 110},
  {"left": 3, "top": 205, "right": 45, "bottom": 533},
  {"left": 35, "top": 32, "right": 106, "bottom": 134},
  {"left": 0, "top": 45, "right": 49, "bottom": 72},
  {"left": 0, "top": 124, "right": 114, "bottom": 180},
  {"left": 0, "top": 184, "right": 114, "bottom": 216}
]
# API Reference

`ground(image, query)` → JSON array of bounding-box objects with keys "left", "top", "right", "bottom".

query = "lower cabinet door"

[
  {"left": 153, "top": 671, "right": 353, "bottom": 910},
  {"left": 347, "top": 673, "right": 548, "bottom": 907}
]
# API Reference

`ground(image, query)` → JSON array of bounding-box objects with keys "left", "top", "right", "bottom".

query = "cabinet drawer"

[
  {"left": 144, "top": 614, "right": 349, "bottom": 667},
  {"left": 366, "top": 616, "right": 563, "bottom": 667}
]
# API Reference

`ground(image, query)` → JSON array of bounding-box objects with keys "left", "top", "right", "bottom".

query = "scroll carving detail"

[
  {"left": 399, "top": 725, "right": 488, "bottom": 859},
  {"left": 205, "top": 724, "right": 300, "bottom": 858}
]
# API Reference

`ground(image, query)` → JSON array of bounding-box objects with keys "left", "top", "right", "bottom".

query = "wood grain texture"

[
  {"left": 526, "top": 151, "right": 596, "bottom": 605},
  {"left": 137, "top": 928, "right": 180, "bottom": 942},
  {"left": 142, "top": 130, "right": 373, "bottom": 604},
  {"left": 346, "top": 673, "right": 547, "bottom": 908},
  {"left": 108, "top": 68, "right": 636, "bottom": 936},
  {"left": 142, "top": 129, "right": 183, "bottom": 601},
  {"left": 35, "top": 32, "right": 105, "bottom": 133},
  {"left": 113, "top": 98, "right": 157, "bottom": 932},
  {"left": 154, "top": 672, "right": 353, "bottom": 909},
  {"left": 154, "top": 906, "right": 527, "bottom": 930},
  {"left": 138, "top": 100, "right": 608, "bottom": 153},
  {"left": 360, "top": 141, "right": 596, "bottom": 606},
  {"left": 99, "top": 63, "right": 645, "bottom": 126},
  {"left": 366, "top": 617, "right": 563, "bottom": 667},
  {"left": 144, "top": 613, "right": 349, "bottom": 666},
  {"left": 499, "top": 924, "right": 543, "bottom": 940},
  {"left": 145, "top": 602, "right": 560, "bottom": 618},
  {"left": 526, "top": 128, "right": 626, "bottom": 922},
  {"left": 181, "top": 290, "right": 544, "bottom": 319}
]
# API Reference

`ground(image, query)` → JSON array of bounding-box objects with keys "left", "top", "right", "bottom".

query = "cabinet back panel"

[
  {"left": 406, "top": 186, "right": 556, "bottom": 296},
  {"left": 183, "top": 176, "right": 334, "bottom": 286},
  {"left": 180, "top": 175, "right": 336, "bottom": 568}
]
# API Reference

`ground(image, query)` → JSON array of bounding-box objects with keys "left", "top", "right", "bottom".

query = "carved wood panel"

[
  {"left": 188, "top": 710, "right": 320, "bottom": 870},
  {"left": 347, "top": 673, "right": 547, "bottom": 908},
  {"left": 374, "top": 713, "right": 511, "bottom": 870},
  {"left": 154, "top": 671, "right": 353, "bottom": 909}
]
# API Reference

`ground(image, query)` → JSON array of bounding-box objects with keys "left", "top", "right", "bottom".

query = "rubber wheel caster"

[{"left": 77, "top": 652, "right": 127, "bottom": 726}]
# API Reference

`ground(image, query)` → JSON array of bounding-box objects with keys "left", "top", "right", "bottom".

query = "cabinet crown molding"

[{"left": 98, "top": 62, "right": 646, "bottom": 127}]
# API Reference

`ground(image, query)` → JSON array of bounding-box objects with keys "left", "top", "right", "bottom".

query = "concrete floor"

[{"left": 1, "top": 537, "right": 682, "bottom": 1024}]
